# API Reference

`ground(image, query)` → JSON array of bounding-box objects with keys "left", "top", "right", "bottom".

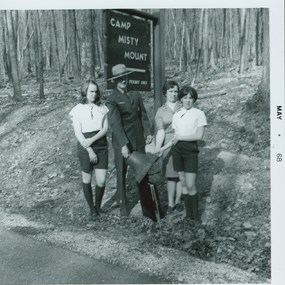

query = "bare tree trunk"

[
  {"left": 255, "top": 8, "right": 262, "bottom": 66},
  {"left": 96, "top": 28, "right": 103, "bottom": 69},
  {"left": 31, "top": 11, "right": 39, "bottom": 82},
  {"left": 209, "top": 10, "right": 218, "bottom": 71},
  {"left": 1, "top": 11, "right": 12, "bottom": 82},
  {"left": 61, "top": 10, "right": 70, "bottom": 79},
  {"left": 5, "top": 10, "right": 22, "bottom": 101},
  {"left": 0, "top": 26, "right": 4, "bottom": 85},
  {"left": 13, "top": 10, "right": 19, "bottom": 42},
  {"left": 179, "top": 10, "right": 186, "bottom": 72},
  {"left": 260, "top": 9, "right": 269, "bottom": 106},
  {"left": 25, "top": 11, "right": 33, "bottom": 74},
  {"left": 33, "top": 11, "right": 44, "bottom": 99},
  {"left": 92, "top": 11, "right": 100, "bottom": 74},
  {"left": 171, "top": 10, "right": 177, "bottom": 60},
  {"left": 228, "top": 9, "right": 233, "bottom": 59},
  {"left": 248, "top": 9, "right": 255, "bottom": 62},
  {"left": 220, "top": 9, "right": 226, "bottom": 60},
  {"left": 14, "top": 11, "right": 20, "bottom": 65},
  {"left": 185, "top": 24, "right": 192, "bottom": 74},
  {"left": 95, "top": 11, "right": 104, "bottom": 69},
  {"left": 46, "top": 13, "right": 52, "bottom": 70},
  {"left": 19, "top": 11, "right": 31, "bottom": 79},
  {"left": 69, "top": 10, "right": 80, "bottom": 81},
  {"left": 165, "top": 11, "right": 170, "bottom": 61},
  {"left": 239, "top": 9, "right": 247, "bottom": 73},
  {"left": 191, "top": 10, "right": 198, "bottom": 68},
  {"left": 203, "top": 9, "right": 209, "bottom": 70},
  {"left": 195, "top": 9, "right": 204, "bottom": 80},
  {"left": 182, "top": 10, "right": 190, "bottom": 72},
  {"left": 51, "top": 10, "right": 62, "bottom": 83},
  {"left": 189, "top": 9, "right": 196, "bottom": 70},
  {"left": 80, "top": 10, "right": 95, "bottom": 80},
  {"left": 38, "top": 11, "right": 44, "bottom": 99},
  {"left": 244, "top": 9, "right": 250, "bottom": 67}
]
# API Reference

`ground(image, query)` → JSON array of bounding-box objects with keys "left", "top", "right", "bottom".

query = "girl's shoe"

[
  {"left": 90, "top": 208, "right": 98, "bottom": 221},
  {"left": 175, "top": 203, "right": 184, "bottom": 212},
  {"left": 167, "top": 206, "right": 175, "bottom": 214}
]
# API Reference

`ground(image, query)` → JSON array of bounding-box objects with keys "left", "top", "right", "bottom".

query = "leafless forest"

[{"left": 0, "top": 9, "right": 269, "bottom": 102}]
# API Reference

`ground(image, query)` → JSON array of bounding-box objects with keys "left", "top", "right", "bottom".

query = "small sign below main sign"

[{"left": 105, "top": 10, "right": 151, "bottom": 91}]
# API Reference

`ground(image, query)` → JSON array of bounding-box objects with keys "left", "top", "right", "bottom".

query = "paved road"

[{"left": 0, "top": 227, "right": 168, "bottom": 284}]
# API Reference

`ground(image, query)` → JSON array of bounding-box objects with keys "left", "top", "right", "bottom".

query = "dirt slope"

[{"left": 0, "top": 65, "right": 270, "bottom": 283}]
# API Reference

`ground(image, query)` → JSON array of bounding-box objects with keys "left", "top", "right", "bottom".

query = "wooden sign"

[{"left": 105, "top": 10, "right": 151, "bottom": 91}]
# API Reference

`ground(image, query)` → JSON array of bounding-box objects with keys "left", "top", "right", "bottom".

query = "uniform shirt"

[
  {"left": 69, "top": 103, "right": 108, "bottom": 133},
  {"left": 106, "top": 89, "right": 151, "bottom": 150},
  {"left": 155, "top": 102, "right": 181, "bottom": 135},
  {"left": 172, "top": 107, "right": 207, "bottom": 137}
]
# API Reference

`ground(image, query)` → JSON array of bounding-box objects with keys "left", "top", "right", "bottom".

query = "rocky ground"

[{"left": 0, "top": 63, "right": 270, "bottom": 283}]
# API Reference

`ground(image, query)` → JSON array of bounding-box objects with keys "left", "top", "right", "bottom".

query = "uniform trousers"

[{"left": 114, "top": 146, "right": 148, "bottom": 206}]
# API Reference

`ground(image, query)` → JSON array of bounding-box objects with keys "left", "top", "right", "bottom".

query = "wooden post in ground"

[{"left": 153, "top": 10, "right": 165, "bottom": 115}]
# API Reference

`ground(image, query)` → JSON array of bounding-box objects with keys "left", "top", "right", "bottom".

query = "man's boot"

[{"left": 119, "top": 187, "right": 128, "bottom": 217}]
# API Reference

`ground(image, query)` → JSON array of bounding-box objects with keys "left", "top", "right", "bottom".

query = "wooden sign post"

[
  {"left": 104, "top": 9, "right": 165, "bottom": 111},
  {"left": 153, "top": 9, "right": 165, "bottom": 113},
  {"left": 105, "top": 10, "right": 152, "bottom": 91}
]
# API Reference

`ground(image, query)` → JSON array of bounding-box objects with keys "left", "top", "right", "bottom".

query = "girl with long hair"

[{"left": 69, "top": 80, "right": 109, "bottom": 220}]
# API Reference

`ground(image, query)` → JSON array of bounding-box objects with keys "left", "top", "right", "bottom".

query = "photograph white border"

[{"left": 0, "top": 0, "right": 284, "bottom": 284}]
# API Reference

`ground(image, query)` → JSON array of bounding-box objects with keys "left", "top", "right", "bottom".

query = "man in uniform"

[{"left": 106, "top": 64, "right": 153, "bottom": 216}]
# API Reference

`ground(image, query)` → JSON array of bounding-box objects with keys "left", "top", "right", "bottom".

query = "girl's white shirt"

[
  {"left": 172, "top": 107, "right": 207, "bottom": 136},
  {"left": 69, "top": 103, "right": 109, "bottom": 133}
]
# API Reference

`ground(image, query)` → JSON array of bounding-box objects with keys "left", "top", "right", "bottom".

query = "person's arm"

[
  {"left": 160, "top": 126, "right": 204, "bottom": 153},
  {"left": 155, "top": 129, "right": 165, "bottom": 152},
  {"left": 176, "top": 126, "right": 205, "bottom": 141},
  {"left": 154, "top": 109, "right": 165, "bottom": 153},
  {"left": 159, "top": 138, "right": 174, "bottom": 153},
  {"left": 71, "top": 117, "right": 97, "bottom": 162},
  {"left": 86, "top": 148, "right": 98, "bottom": 163},
  {"left": 138, "top": 93, "right": 152, "bottom": 141},
  {"left": 106, "top": 98, "right": 129, "bottom": 147},
  {"left": 106, "top": 96, "right": 130, "bottom": 158},
  {"left": 72, "top": 117, "right": 87, "bottom": 146},
  {"left": 80, "top": 115, "right": 109, "bottom": 148}
]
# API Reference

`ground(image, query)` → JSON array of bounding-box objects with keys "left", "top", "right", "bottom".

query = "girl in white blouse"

[
  {"left": 69, "top": 80, "right": 109, "bottom": 221},
  {"left": 159, "top": 86, "right": 207, "bottom": 223}
]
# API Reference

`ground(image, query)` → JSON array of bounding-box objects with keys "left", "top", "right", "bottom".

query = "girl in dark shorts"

[
  {"left": 69, "top": 80, "right": 109, "bottom": 220},
  {"left": 159, "top": 86, "right": 207, "bottom": 222}
]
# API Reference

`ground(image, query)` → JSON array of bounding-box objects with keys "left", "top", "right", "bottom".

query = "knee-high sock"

[
  {"left": 82, "top": 183, "right": 94, "bottom": 211},
  {"left": 182, "top": 194, "right": 193, "bottom": 219},
  {"left": 95, "top": 185, "right": 105, "bottom": 214},
  {"left": 189, "top": 193, "right": 199, "bottom": 221}
]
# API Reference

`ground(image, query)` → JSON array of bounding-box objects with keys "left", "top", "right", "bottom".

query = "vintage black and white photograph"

[{"left": 0, "top": 0, "right": 284, "bottom": 284}]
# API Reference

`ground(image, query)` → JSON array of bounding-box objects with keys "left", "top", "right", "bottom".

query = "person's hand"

[
  {"left": 148, "top": 148, "right": 155, "bottom": 154},
  {"left": 152, "top": 148, "right": 163, "bottom": 157},
  {"left": 81, "top": 138, "right": 93, "bottom": 148},
  {"left": 121, "top": 145, "right": 130, "bottom": 158},
  {"left": 154, "top": 148, "right": 163, "bottom": 157},
  {"left": 172, "top": 135, "right": 179, "bottom": 146},
  {"left": 87, "top": 149, "right": 98, "bottom": 163},
  {"left": 145, "top": 135, "right": 153, "bottom": 144}
]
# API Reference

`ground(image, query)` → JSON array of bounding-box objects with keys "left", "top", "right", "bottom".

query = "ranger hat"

[{"left": 108, "top": 64, "right": 133, "bottom": 82}]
